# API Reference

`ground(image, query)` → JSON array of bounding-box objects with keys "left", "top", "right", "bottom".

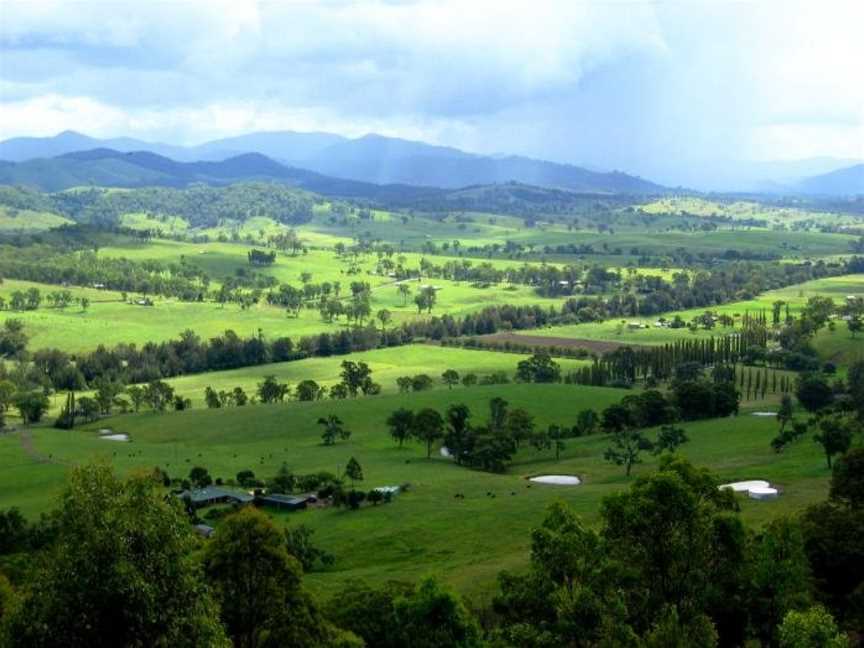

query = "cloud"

[{"left": 0, "top": 0, "right": 862, "bottom": 183}]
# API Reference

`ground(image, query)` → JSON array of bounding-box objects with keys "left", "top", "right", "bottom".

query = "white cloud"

[{"left": 0, "top": 0, "right": 861, "bottom": 181}]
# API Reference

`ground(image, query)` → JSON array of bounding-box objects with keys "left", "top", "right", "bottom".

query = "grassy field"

[
  {"left": 0, "top": 206, "right": 72, "bottom": 231},
  {"left": 0, "top": 381, "right": 833, "bottom": 602},
  {"left": 638, "top": 196, "right": 862, "bottom": 229},
  {"left": 140, "top": 345, "right": 591, "bottom": 408},
  {"left": 516, "top": 274, "right": 864, "bottom": 363},
  {"left": 0, "top": 273, "right": 571, "bottom": 353}
]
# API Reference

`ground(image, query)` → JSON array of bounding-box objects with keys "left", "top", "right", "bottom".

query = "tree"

[
  {"left": 344, "top": 457, "right": 364, "bottom": 488},
  {"left": 604, "top": 428, "right": 653, "bottom": 477},
  {"left": 189, "top": 466, "right": 213, "bottom": 489},
  {"left": 13, "top": 390, "right": 50, "bottom": 424},
  {"left": 3, "top": 464, "right": 229, "bottom": 647},
  {"left": 461, "top": 373, "right": 478, "bottom": 387},
  {"left": 412, "top": 408, "right": 444, "bottom": 459},
  {"left": 547, "top": 424, "right": 566, "bottom": 460},
  {"left": 76, "top": 396, "right": 100, "bottom": 423},
  {"left": 750, "top": 517, "right": 814, "bottom": 646},
  {"left": 270, "top": 463, "right": 296, "bottom": 494},
  {"left": 283, "top": 524, "right": 334, "bottom": 572},
  {"left": 318, "top": 415, "right": 351, "bottom": 446},
  {"left": 796, "top": 373, "right": 834, "bottom": 413},
  {"left": 488, "top": 397, "right": 509, "bottom": 434},
  {"left": 847, "top": 315, "right": 862, "bottom": 339},
  {"left": 392, "top": 577, "right": 481, "bottom": 648},
  {"left": 376, "top": 308, "right": 392, "bottom": 332},
  {"left": 295, "top": 379, "right": 323, "bottom": 401},
  {"left": 410, "top": 374, "right": 434, "bottom": 392},
  {"left": 340, "top": 360, "right": 373, "bottom": 398},
  {"left": 143, "top": 379, "right": 175, "bottom": 412},
  {"left": 829, "top": 447, "right": 864, "bottom": 508},
  {"left": 203, "top": 507, "right": 332, "bottom": 648},
  {"left": 505, "top": 408, "right": 535, "bottom": 449},
  {"left": 573, "top": 408, "right": 599, "bottom": 436},
  {"left": 126, "top": 384, "right": 146, "bottom": 412},
  {"left": 516, "top": 352, "right": 561, "bottom": 383},
  {"left": 813, "top": 414, "right": 854, "bottom": 468},
  {"left": 204, "top": 386, "right": 222, "bottom": 408},
  {"left": 777, "top": 394, "right": 794, "bottom": 434},
  {"left": 257, "top": 375, "right": 290, "bottom": 403},
  {"left": 601, "top": 457, "right": 748, "bottom": 641},
  {"left": 441, "top": 369, "right": 460, "bottom": 389},
  {"left": 778, "top": 606, "right": 849, "bottom": 648},
  {"left": 236, "top": 470, "right": 257, "bottom": 488},
  {"left": 397, "top": 283, "right": 412, "bottom": 306},
  {"left": 444, "top": 403, "right": 472, "bottom": 463},
  {"left": 653, "top": 425, "right": 689, "bottom": 455},
  {"left": 386, "top": 408, "right": 414, "bottom": 448}
]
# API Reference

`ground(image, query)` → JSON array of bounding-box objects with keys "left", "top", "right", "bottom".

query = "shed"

[
  {"left": 177, "top": 486, "right": 254, "bottom": 509},
  {"left": 256, "top": 494, "right": 312, "bottom": 511},
  {"left": 194, "top": 524, "right": 215, "bottom": 538}
]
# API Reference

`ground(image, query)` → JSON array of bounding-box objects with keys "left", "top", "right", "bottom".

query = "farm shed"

[
  {"left": 177, "top": 486, "right": 254, "bottom": 509},
  {"left": 256, "top": 494, "right": 314, "bottom": 511}
]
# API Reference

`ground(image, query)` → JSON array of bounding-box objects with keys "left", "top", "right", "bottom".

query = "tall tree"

[
  {"left": 4, "top": 464, "right": 228, "bottom": 647},
  {"left": 203, "top": 507, "right": 333, "bottom": 648},
  {"left": 412, "top": 408, "right": 445, "bottom": 459}
]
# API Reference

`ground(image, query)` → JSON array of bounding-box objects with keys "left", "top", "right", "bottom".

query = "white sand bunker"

[
  {"left": 530, "top": 475, "right": 582, "bottom": 486},
  {"left": 752, "top": 412, "right": 776, "bottom": 417},
  {"left": 100, "top": 433, "right": 129, "bottom": 442}
]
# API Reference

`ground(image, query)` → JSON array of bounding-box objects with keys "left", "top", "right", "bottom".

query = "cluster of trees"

[
  {"left": 770, "top": 361, "right": 864, "bottom": 467},
  {"left": 0, "top": 182, "right": 317, "bottom": 229},
  {"left": 491, "top": 454, "right": 858, "bottom": 646},
  {"left": 0, "top": 244, "right": 210, "bottom": 300},
  {"left": 54, "top": 378, "right": 181, "bottom": 428},
  {"left": 387, "top": 398, "right": 570, "bottom": 470}
]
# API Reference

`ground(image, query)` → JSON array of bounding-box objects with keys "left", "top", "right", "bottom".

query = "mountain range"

[
  {"left": 0, "top": 130, "right": 861, "bottom": 196},
  {"left": 0, "top": 130, "right": 663, "bottom": 195}
]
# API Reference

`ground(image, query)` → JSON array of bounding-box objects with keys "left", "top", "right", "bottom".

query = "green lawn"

[{"left": 1, "top": 381, "right": 833, "bottom": 602}]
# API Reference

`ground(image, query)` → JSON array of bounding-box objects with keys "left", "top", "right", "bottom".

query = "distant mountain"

[
  {"left": 0, "top": 148, "right": 440, "bottom": 200},
  {"left": 298, "top": 134, "right": 661, "bottom": 193},
  {"left": 0, "top": 130, "right": 197, "bottom": 162},
  {"left": 194, "top": 131, "right": 347, "bottom": 163},
  {"left": 0, "top": 130, "right": 664, "bottom": 194},
  {"left": 792, "top": 164, "right": 864, "bottom": 196}
]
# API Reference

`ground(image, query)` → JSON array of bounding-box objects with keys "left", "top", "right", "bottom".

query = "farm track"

[{"left": 19, "top": 428, "right": 69, "bottom": 466}]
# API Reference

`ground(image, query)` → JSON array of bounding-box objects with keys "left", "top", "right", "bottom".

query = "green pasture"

[
  {"left": 149, "top": 344, "right": 590, "bottom": 408},
  {"left": 1, "top": 382, "right": 835, "bottom": 601},
  {"left": 639, "top": 196, "right": 861, "bottom": 228},
  {"left": 0, "top": 206, "right": 72, "bottom": 231},
  {"left": 517, "top": 274, "right": 864, "bottom": 355}
]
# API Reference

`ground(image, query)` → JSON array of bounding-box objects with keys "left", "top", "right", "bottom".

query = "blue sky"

[{"left": 0, "top": 0, "right": 862, "bottom": 184}]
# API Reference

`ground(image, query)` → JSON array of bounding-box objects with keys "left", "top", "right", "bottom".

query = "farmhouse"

[{"left": 177, "top": 486, "right": 254, "bottom": 509}]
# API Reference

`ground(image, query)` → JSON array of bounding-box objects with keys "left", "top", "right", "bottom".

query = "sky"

[{"left": 0, "top": 0, "right": 862, "bottom": 186}]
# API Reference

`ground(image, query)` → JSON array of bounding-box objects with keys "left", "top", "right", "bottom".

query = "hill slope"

[{"left": 794, "top": 163, "right": 864, "bottom": 196}]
